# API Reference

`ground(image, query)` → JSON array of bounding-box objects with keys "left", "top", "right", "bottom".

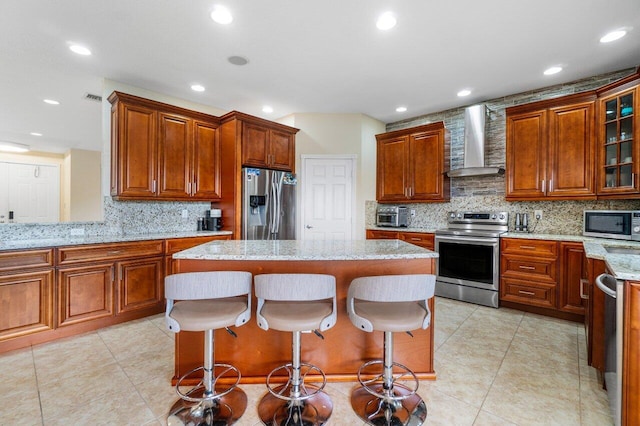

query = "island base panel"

[{"left": 174, "top": 258, "right": 435, "bottom": 383}]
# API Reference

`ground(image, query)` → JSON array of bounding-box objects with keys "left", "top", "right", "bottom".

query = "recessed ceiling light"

[
  {"left": 600, "top": 29, "right": 627, "bottom": 43},
  {"left": 43, "top": 99, "right": 60, "bottom": 105},
  {"left": 543, "top": 66, "right": 563, "bottom": 75},
  {"left": 69, "top": 44, "right": 92, "bottom": 55},
  {"left": 228, "top": 55, "right": 249, "bottom": 66},
  {"left": 211, "top": 5, "right": 233, "bottom": 25},
  {"left": 457, "top": 89, "right": 471, "bottom": 97},
  {"left": 191, "top": 84, "right": 205, "bottom": 92},
  {"left": 30, "top": 132, "right": 42, "bottom": 136},
  {"left": 0, "top": 141, "right": 30, "bottom": 153},
  {"left": 396, "top": 106, "right": 407, "bottom": 112},
  {"left": 376, "top": 12, "right": 397, "bottom": 30},
  {"left": 262, "top": 105, "right": 274, "bottom": 113}
]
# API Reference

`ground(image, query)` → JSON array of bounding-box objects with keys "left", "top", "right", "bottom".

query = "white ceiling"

[{"left": 1, "top": 0, "right": 640, "bottom": 153}]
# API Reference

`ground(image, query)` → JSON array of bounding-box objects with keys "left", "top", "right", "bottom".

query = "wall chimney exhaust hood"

[{"left": 446, "top": 104, "right": 505, "bottom": 178}]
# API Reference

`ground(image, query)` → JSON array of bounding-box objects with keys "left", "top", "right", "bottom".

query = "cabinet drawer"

[
  {"left": 0, "top": 249, "right": 54, "bottom": 273},
  {"left": 501, "top": 278, "right": 556, "bottom": 308},
  {"left": 501, "top": 238, "right": 557, "bottom": 257},
  {"left": 57, "top": 240, "right": 164, "bottom": 265},
  {"left": 366, "top": 230, "right": 399, "bottom": 239},
  {"left": 399, "top": 232, "right": 435, "bottom": 250},
  {"left": 165, "top": 235, "right": 230, "bottom": 255},
  {"left": 501, "top": 254, "right": 557, "bottom": 282}
]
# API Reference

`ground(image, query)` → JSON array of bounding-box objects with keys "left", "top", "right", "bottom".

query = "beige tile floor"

[{"left": 0, "top": 297, "right": 613, "bottom": 425}]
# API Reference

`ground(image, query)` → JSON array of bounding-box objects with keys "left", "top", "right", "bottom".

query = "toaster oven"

[{"left": 376, "top": 206, "right": 410, "bottom": 227}]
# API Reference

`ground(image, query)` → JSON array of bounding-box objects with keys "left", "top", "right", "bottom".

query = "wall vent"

[{"left": 84, "top": 93, "right": 102, "bottom": 102}]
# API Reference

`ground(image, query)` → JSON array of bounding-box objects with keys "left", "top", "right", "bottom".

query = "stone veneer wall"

[
  {"left": 368, "top": 68, "right": 640, "bottom": 235},
  {"left": 0, "top": 197, "right": 212, "bottom": 240}
]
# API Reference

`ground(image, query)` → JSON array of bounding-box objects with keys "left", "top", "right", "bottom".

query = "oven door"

[{"left": 435, "top": 235, "right": 500, "bottom": 291}]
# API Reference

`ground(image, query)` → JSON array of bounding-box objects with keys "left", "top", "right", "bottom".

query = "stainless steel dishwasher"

[{"left": 595, "top": 273, "right": 622, "bottom": 426}]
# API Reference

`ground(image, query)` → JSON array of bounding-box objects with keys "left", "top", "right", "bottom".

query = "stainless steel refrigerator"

[{"left": 242, "top": 167, "right": 296, "bottom": 240}]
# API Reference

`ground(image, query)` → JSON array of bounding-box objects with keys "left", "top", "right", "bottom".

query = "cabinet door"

[
  {"left": 623, "top": 280, "right": 640, "bottom": 426},
  {"left": 269, "top": 129, "right": 295, "bottom": 171},
  {"left": 112, "top": 103, "right": 157, "bottom": 198},
  {"left": 399, "top": 232, "right": 434, "bottom": 250},
  {"left": 410, "top": 131, "right": 444, "bottom": 201},
  {"left": 506, "top": 110, "right": 547, "bottom": 199},
  {"left": 192, "top": 120, "right": 221, "bottom": 199},
  {"left": 57, "top": 263, "right": 114, "bottom": 327},
  {"left": 547, "top": 102, "right": 596, "bottom": 198},
  {"left": 597, "top": 87, "right": 639, "bottom": 196},
  {"left": 158, "top": 113, "right": 191, "bottom": 198},
  {"left": 242, "top": 122, "right": 270, "bottom": 168},
  {"left": 0, "top": 270, "right": 54, "bottom": 341},
  {"left": 116, "top": 257, "right": 163, "bottom": 314},
  {"left": 558, "top": 242, "right": 586, "bottom": 315},
  {"left": 376, "top": 136, "right": 409, "bottom": 201}
]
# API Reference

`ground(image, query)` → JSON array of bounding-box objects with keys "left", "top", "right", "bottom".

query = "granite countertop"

[
  {"left": 173, "top": 239, "right": 438, "bottom": 261},
  {"left": 367, "top": 226, "right": 439, "bottom": 233},
  {"left": 0, "top": 230, "right": 233, "bottom": 251}
]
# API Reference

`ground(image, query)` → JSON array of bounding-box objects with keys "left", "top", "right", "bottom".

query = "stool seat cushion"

[
  {"left": 169, "top": 296, "right": 249, "bottom": 332},
  {"left": 259, "top": 300, "right": 333, "bottom": 332},
  {"left": 353, "top": 300, "right": 427, "bottom": 332}
]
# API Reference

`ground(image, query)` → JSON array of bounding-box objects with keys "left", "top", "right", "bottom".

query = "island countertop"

[
  {"left": 173, "top": 238, "right": 439, "bottom": 261},
  {"left": 172, "top": 238, "right": 437, "bottom": 384}
]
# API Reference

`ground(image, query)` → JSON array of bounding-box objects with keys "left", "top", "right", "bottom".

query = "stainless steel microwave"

[
  {"left": 583, "top": 210, "right": 640, "bottom": 241},
  {"left": 376, "top": 206, "right": 410, "bottom": 228}
]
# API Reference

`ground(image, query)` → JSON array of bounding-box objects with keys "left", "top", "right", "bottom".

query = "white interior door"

[
  {"left": 301, "top": 155, "right": 355, "bottom": 240},
  {"left": 5, "top": 162, "right": 60, "bottom": 223}
]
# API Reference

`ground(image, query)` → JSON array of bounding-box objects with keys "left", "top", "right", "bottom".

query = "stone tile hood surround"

[{"left": 446, "top": 104, "right": 505, "bottom": 178}]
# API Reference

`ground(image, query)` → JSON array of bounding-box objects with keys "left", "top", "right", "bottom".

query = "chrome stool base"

[
  {"left": 258, "top": 383, "right": 333, "bottom": 426},
  {"left": 168, "top": 387, "right": 247, "bottom": 426},
  {"left": 351, "top": 383, "right": 427, "bottom": 426}
]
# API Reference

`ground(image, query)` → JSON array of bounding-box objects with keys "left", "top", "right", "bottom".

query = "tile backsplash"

[{"left": 367, "top": 196, "right": 640, "bottom": 235}]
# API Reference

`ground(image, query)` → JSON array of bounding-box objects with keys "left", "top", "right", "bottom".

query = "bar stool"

[
  {"left": 347, "top": 274, "right": 436, "bottom": 426},
  {"left": 164, "top": 271, "right": 252, "bottom": 426},
  {"left": 254, "top": 273, "right": 337, "bottom": 425}
]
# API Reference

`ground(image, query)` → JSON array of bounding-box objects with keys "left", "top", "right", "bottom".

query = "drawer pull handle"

[
  {"left": 519, "top": 245, "right": 536, "bottom": 250},
  {"left": 410, "top": 237, "right": 421, "bottom": 241},
  {"left": 518, "top": 290, "right": 536, "bottom": 296},
  {"left": 518, "top": 265, "right": 536, "bottom": 270},
  {"left": 580, "top": 278, "right": 589, "bottom": 300},
  {"left": 109, "top": 250, "right": 122, "bottom": 255}
]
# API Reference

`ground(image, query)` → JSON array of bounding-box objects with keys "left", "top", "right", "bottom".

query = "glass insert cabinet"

[{"left": 599, "top": 85, "right": 639, "bottom": 195}]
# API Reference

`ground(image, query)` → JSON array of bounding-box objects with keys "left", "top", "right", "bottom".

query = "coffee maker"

[{"left": 205, "top": 209, "right": 223, "bottom": 231}]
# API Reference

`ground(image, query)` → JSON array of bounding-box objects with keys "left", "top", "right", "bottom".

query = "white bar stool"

[
  {"left": 347, "top": 274, "right": 436, "bottom": 426},
  {"left": 165, "top": 271, "right": 252, "bottom": 426},
  {"left": 254, "top": 273, "right": 337, "bottom": 426}
]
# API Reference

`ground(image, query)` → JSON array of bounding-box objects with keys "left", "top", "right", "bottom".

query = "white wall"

[{"left": 284, "top": 113, "right": 384, "bottom": 239}]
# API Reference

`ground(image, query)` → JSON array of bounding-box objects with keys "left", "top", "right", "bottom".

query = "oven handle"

[{"left": 435, "top": 235, "right": 499, "bottom": 245}]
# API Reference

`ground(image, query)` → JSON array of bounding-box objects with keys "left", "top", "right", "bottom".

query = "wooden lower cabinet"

[
  {"left": 367, "top": 229, "right": 436, "bottom": 251},
  {"left": 57, "top": 263, "right": 114, "bottom": 327},
  {"left": 165, "top": 235, "right": 231, "bottom": 275},
  {"left": 117, "top": 256, "right": 164, "bottom": 314},
  {"left": 0, "top": 235, "right": 222, "bottom": 354},
  {"left": 500, "top": 238, "right": 585, "bottom": 322},
  {"left": 623, "top": 280, "right": 640, "bottom": 426},
  {"left": 585, "top": 256, "right": 607, "bottom": 372},
  {"left": 0, "top": 269, "right": 54, "bottom": 341}
]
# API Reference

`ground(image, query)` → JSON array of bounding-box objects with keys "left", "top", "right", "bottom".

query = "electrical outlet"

[
  {"left": 410, "top": 209, "right": 416, "bottom": 217},
  {"left": 534, "top": 210, "right": 543, "bottom": 220},
  {"left": 181, "top": 209, "right": 189, "bottom": 219}
]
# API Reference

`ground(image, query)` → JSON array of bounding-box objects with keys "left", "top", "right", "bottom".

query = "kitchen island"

[{"left": 172, "top": 239, "right": 438, "bottom": 384}]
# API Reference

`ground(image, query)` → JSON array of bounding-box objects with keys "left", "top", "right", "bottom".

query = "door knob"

[{"left": 306, "top": 225, "right": 313, "bottom": 229}]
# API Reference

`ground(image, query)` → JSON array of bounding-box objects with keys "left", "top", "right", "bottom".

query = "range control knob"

[
  {"left": 499, "top": 213, "right": 506, "bottom": 220},
  {"left": 450, "top": 212, "right": 456, "bottom": 219},
  {"left": 491, "top": 214, "right": 497, "bottom": 219},
  {"left": 634, "top": 226, "right": 640, "bottom": 233},
  {"left": 457, "top": 213, "right": 462, "bottom": 219}
]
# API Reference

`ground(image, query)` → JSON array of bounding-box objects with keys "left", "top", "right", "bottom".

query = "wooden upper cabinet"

[
  {"left": 109, "top": 91, "right": 221, "bottom": 201},
  {"left": 376, "top": 122, "right": 450, "bottom": 203},
  {"left": 506, "top": 93, "right": 596, "bottom": 200},
  {"left": 241, "top": 120, "right": 296, "bottom": 171},
  {"left": 596, "top": 81, "right": 639, "bottom": 197},
  {"left": 110, "top": 100, "right": 158, "bottom": 198},
  {"left": 547, "top": 102, "right": 595, "bottom": 198}
]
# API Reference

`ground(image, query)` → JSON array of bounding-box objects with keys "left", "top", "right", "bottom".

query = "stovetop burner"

[{"left": 435, "top": 211, "right": 509, "bottom": 238}]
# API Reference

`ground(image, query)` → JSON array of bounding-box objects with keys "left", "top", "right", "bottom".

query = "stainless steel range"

[{"left": 435, "top": 211, "right": 508, "bottom": 308}]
